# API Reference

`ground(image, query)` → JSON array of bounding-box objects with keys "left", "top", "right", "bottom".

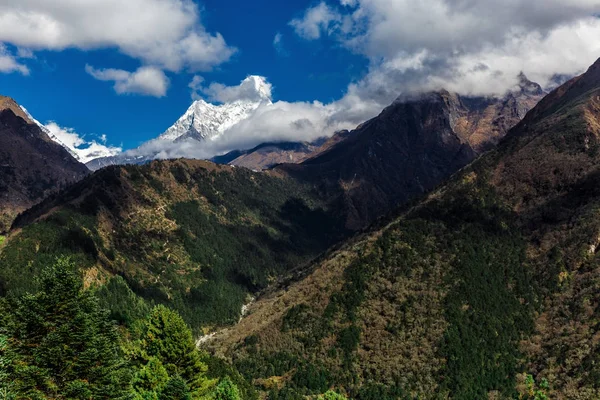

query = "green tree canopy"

[
  {"left": 159, "top": 376, "right": 192, "bottom": 400},
  {"left": 3, "top": 257, "right": 130, "bottom": 399},
  {"left": 214, "top": 376, "right": 241, "bottom": 400},
  {"left": 318, "top": 390, "right": 348, "bottom": 400},
  {"left": 138, "top": 305, "right": 211, "bottom": 394}
]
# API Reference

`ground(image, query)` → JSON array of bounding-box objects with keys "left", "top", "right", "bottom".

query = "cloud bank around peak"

[{"left": 121, "top": 75, "right": 378, "bottom": 162}]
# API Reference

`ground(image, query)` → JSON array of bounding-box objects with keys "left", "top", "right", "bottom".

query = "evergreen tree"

[
  {"left": 4, "top": 257, "right": 131, "bottom": 399},
  {"left": 214, "top": 377, "right": 241, "bottom": 400},
  {"left": 0, "top": 335, "right": 16, "bottom": 400},
  {"left": 133, "top": 357, "right": 170, "bottom": 397},
  {"left": 159, "top": 376, "right": 192, "bottom": 400},
  {"left": 137, "top": 305, "right": 211, "bottom": 394},
  {"left": 318, "top": 390, "right": 348, "bottom": 400}
]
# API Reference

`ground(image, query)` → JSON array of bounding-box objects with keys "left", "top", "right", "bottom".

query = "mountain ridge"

[
  {"left": 0, "top": 96, "right": 89, "bottom": 232},
  {"left": 275, "top": 78, "right": 545, "bottom": 230},
  {"left": 206, "top": 57, "right": 600, "bottom": 399}
]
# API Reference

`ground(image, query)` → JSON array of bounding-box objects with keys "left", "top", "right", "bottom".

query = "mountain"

[
  {"left": 206, "top": 58, "right": 600, "bottom": 399},
  {"left": 0, "top": 158, "right": 347, "bottom": 331},
  {"left": 0, "top": 96, "right": 89, "bottom": 232},
  {"left": 451, "top": 72, "right": 545, "bottom": 152},
  {"left": 212, "top": 138, "right": 331, "bottom": 171},
  {"left": 15, "top": 104, "right": 122, "bottom": 164},
  {"left": 277, "top": 77, "right": 544, "bottom": 230},
  {"left": 212, "top": 131, "right": 358, "bottom": 171},
  {"left": 87, "top": 76, "right": 272, "bottom": 171}
]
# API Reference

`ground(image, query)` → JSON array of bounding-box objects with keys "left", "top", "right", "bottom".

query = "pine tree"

[
  {"left": 133, "top": 357, "right": 170, "bottom": 397},
  {"left": 4, "top": 257, "right": 131, "bottom": 399},
  {"left": 141, "top": 305, "right": 210, "bottom": 392},
  {"left": 159, "top": 376, "right": 192, "bottom": 400},
  {"left": 0, "top": 335, "right": 16, "bottom": 400},
  {"left": 318, "top": 390, "right": 348, "bottom": 400},
  {"left": 214, "top": 376, "right": 241, "bottom": 400}
]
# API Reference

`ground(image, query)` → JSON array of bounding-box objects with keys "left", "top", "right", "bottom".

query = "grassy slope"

[
  {"left": 208, "top": 64, "right": 600, "bottom": 399},
  {"left": 0, "top": 159, "right": 346, "bottom": 332}
]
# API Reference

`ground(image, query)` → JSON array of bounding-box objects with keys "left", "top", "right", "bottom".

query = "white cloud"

[
  {"left": 188, "top": 75, "right": 205, "bottom": 100},
  {"left": 191, "top": 75, "right": 273, "bottom": 103},
  {"left": 290, "top": 0, "right": 600, "bottom": 96},
  {"left": 44, "top": 122, "right": 122, "bottom": 163},
  {"left": 85, "top": 65, "right": 170, "bottom": 97},
  {"left": 119, "top": 75, "right": 375, "bottom": 161},
  {"left": 0, "top": 44, "right": 29, "bottom": 75},
  {"left": 0, "top": 0, "right": 236, "bottom": 72},
  {"left": 289, "top": 2, "right": 342, "bottom": 40}
]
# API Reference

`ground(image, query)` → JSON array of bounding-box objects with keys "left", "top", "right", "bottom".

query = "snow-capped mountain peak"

[
  {"left": 159, "top": 76, "right": 273, "bottom": 142},
  {"left": 87, "top": 75, "right": 275, "bottom": 170}
]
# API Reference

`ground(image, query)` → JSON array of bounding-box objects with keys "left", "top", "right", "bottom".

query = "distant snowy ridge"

[
  {"left": 19, "top": 105, "right": 79, "bottom": 159},
  {"left": 19, "top": 105, "right": 121, "bottom": 164},
  {"left": 87, "top": 75, "right": 273, "bottom": 170}
]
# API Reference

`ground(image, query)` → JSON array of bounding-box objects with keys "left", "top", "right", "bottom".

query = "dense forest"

[
  {"left": 0, "top": 257, "right": 349, "bottom": 399},
  {"left": 0, "top": 159, "right": 346, "bottom": 334},
  {"left": 1, "top": 58, "right": 600, "bottom": 399},
  {"left": 206, "top": 60, "right": 600, "bottom": 399}
]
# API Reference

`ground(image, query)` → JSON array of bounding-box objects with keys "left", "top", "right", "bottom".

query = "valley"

[
  {"left": 204, "top": 58, "right": 600, "bottom": 399},
  {"left": 0, "top": 44, "right": 599, "bottom": 400}
]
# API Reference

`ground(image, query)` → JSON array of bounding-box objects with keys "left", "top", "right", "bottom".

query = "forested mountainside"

[
  {"left": 0, "top": 96, "right": 89, "bottom": 232},
  {"left": 206, "top": 59, "right": 600, "bottom": 399},
  {"left": 1, "top": 82, "right": 539, "bottom": 337},
  {"left": 0, "top": 159, "right": 346, "bottom": 332},
  {"left": 276, "top": 78, "right": 544, "bottom": 230}
]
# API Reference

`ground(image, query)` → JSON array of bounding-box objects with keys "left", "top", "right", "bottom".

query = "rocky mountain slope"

[
  {"left": 277, "top": 76, "right": 544, "bottom": 230},
  {"left": 207, "top": 58, "right": 600, "bottom": 399},
  {"left": 0, "top": 96, "right": 89, "bottom": 232}
]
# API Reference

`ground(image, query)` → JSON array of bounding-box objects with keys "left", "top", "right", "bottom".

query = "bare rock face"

[
  {"left": 451, "top": 74, "right": 545, "bottom": 152},
  {"left": 0, "top": 96, "right": 89, "bottom": 232}
]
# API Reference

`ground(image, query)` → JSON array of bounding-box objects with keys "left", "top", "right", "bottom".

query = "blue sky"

[
  {"left": 0, "top": 0, "right": 368, "bottom": 152},
  {"left": 0, "top": 0, "right": 599, "bottom": 161}
]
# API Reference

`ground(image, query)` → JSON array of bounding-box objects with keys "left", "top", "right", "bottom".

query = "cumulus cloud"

[
  {"left": 44, "top": 122, "right": 122, "bottom": 163},
  {"left": 289, "top": 2, "right": 342, "bottom": 40},
  {"left": 0, "top": 44, "right": 29, "bottom": 75},
  {"left": 0, "top": 0, "right": 236, "bottom": 72},
  {"left": 188, "top": 75, "right": 205, "bottom": 100},
  {"left": 85, "top": 65, "right": 170, "bottom": 97},
  {"left": 189, "top": 75, "right": 273, "bottom": 103},
  {"left": 118, "top": 75, "right": 371, "bottom": 161},
  {"left": 291, "top": 0, "right": 600, "bottom": 96}
]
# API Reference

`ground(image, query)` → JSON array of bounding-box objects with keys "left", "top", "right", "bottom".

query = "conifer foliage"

[
  {"left": 2, "top": 257, "right": 131, "bottom": 399},
  {"left": 0, "top": 258, "right": 246, "bottom": 399}
]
